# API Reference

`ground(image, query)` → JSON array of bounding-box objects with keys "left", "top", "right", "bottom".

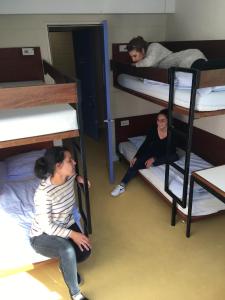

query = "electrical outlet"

[
  {"left": 119, "top": 45, "right": 127, "bottom": 52},
  {"left": 120, "top": 120, "right": 129, "bottom": 126},
  {"left": 22, "top": 48, "right": 34, "bottom": 56}
]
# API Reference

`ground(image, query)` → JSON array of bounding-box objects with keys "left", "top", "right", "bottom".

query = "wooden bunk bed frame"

[
  {"left": 111, "top": 40, "right": 225, "bottom": 234},
  {"left": 0, "top": 47, "right": 91, "bottom": 275}
]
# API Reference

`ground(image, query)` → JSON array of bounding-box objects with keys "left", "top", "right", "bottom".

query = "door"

[
  {"left": 101, "top": 20, "right": 115, "bottom": 182},
  {"left": 73, "top": 28, "right": 99, "bottom": 140}
]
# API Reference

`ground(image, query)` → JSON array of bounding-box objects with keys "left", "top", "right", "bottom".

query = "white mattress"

[
  {"left": 118, "top": 74, "right": 225, "bottom": 111},
  {"left": 0, "top": 104, "right": 78, "bottom": 142},
  {"left": 118, "top": 141, "right": 225, "bottom": 216}
]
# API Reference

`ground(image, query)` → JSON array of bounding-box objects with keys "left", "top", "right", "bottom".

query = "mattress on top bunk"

[
  {"left": 0, "top": 104, "right": 78, "bottom": 142},
  {"left": 118, "top": 140, "right": 225, "bottom": 216},
  {"left": 117, "top": 74, "right": 225, "bottom": 111}
]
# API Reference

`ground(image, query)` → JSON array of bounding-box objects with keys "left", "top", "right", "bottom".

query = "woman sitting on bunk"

[
  {"left": 30, "top": 146, "right": 91, "bottom": 300},
  {"left": 127, "top": 36, "right": 224, "bottom": 70},
  {"left": 111, "top": 109, "right": 178, "bottom": 197}
]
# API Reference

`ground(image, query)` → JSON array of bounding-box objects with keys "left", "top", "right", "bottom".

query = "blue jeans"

[{"left": 30, "top": 223, "right": 91, "bottom": 297}]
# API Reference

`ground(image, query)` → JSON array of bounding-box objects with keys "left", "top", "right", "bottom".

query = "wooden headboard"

[
  {"left": 112, "top": 40, "right": 225, "bottom": 63},
  {"left": 0, "top": 47, "right": 44, "bottom": 82},
  {"left": 0, "top": 141, "right": 53, "bottom": 160},
  {"left": 115, "top": 114, "right": 225, "bottom": 166}
]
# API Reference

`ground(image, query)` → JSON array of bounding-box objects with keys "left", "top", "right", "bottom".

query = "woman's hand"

[
  {"left": 76, "top": 175, "right": 91, "bottom": 188},
  {"left": 145, "top": 158, "right": 155, "bottom": 168},
  {"left": 69, "top": 230, "right": 92, "bottom": 252},
  {"left": 130, "top": 157, "right": 137, "bottom": 167}
]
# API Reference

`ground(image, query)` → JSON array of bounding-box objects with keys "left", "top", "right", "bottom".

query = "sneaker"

[
  {"left": 71, "top": 293, "right": 89, "bottom": 300},
  {"left": 111, "top": 184, "right": 125, "bottom": 197}
]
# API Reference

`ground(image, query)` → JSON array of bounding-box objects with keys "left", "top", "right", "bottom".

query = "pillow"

[
  {"left": 212, "top": 85, "right": 225, "bottom": 92},
  {"left": 128, "top": 136, "right": 146, "bottom": 149},
  {"left": 6, "top": 149, "right": 45, "bottom": 180}
]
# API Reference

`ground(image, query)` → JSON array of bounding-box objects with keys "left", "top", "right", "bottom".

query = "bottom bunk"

[
  {"left": 0, "top": 142, "right": 82, "bottom": 276},
  {"left": 115, "top": 114, "right": 225, "bottom": 220}
]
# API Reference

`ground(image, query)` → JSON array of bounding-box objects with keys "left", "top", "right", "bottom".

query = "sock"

[{"left": 72, "top": 293, "right": 85, "bottom": 300}]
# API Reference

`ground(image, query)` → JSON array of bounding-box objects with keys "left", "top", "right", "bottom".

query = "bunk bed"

[
  {"left": 0, "top": 47, "right": 91, "bottom": 276},
  {"left": 111, "top": 40, "right": 225, "bottom": 236}
]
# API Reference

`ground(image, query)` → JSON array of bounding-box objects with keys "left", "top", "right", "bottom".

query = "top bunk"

[
  {"left": 0, "top": 47, "right": 79, "bottom": 149},
  {"left": 111, "top": 40, "right": 225, "bottom": 118}
]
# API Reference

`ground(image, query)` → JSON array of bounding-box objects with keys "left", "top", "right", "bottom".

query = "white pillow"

[
  {"left": 128, "top": 136, "right": 146, "bottom": 149},
  {"left": 212, "top": 85, "right": 225, "bottom": 92},
  {"left": 6, "top": 149, "right": 45, "bottom": 180}
]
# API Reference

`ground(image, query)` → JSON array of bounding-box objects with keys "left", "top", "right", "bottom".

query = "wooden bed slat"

[
  {"left": 0, "top": 130, "right": 79, "bottom": 149},
  {"left": 0, "top": 83, "right": 77, "bottom": 109}
]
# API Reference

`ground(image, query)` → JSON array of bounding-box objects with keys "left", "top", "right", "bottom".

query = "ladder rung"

[{"left": 170, "top": 162, "right": 185, "bottom": 175}]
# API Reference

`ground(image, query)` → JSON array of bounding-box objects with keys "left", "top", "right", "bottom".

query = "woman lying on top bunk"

[
  {"left": 111, "top": 109, "right": 178, "bottom": 197},
  {"left": 127, "top": 36, "right": 225, "bottom": 70}
]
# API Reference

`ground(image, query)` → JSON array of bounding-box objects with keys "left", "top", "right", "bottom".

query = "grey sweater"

[{"left": 134, "top": 42, "right": 207, "bottom": 69}]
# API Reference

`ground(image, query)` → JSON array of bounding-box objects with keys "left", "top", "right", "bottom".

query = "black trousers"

[
  {"left": 121, "top": 156, "right": 149, "bottom": 185},
  {"left": 191, "top": 58, "right": 225, "bottom": 70}
]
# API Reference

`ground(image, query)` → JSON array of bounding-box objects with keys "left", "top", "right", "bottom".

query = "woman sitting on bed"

[
  {"left": 127, "top": 36, "right": 208, "bottom": 69},
  {"left": 111, "top": 109, "right": 178, "bottom": 197},
  {"left": 30, "top": 147, "right": 91, "bottom": 300}
]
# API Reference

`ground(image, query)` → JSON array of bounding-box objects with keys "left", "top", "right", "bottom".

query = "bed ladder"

[
  {"left": 164, "top": 67, "right": 200, "bottom": 226},
  {"left": 72, "top": 80, "right": 92, "bottom": 235}
]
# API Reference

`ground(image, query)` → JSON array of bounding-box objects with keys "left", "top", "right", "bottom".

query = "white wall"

[
  {"left": 0, "top": 0, "right": 175, "bottom": 14},
  {"left": 166, "top": 0, "right": 225, "bottom": 138}
]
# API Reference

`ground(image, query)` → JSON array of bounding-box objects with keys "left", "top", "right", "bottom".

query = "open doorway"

[
  {"left": 48, "top": 25, "right": 105, "bottom": 141},
  {"left": 48, "top": 22, "right": 115, "bottom": 182}
]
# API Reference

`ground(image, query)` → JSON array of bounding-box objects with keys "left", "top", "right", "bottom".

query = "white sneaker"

[{"left": 111, "top": 184, "right": 125, "bottom": 197}]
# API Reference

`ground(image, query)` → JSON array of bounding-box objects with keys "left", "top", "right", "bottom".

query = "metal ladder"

[{"left": 164, "top": 67, "right": 200, "bottom": 226}]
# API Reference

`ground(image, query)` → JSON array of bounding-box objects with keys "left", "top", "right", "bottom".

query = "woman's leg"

[
  {"left": 30, "top": 234, "right": 80, "bottom": 297},
  {"left": 192, "top": 58, "right": 225, "bottom": 70},
  {"left": 121, "top": 157, "right": 147, "bottom": 185},
  {"left": 68, "top": 223, "right": 91, "bottom": 263}
]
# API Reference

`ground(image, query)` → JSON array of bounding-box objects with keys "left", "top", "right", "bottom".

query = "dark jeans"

[
  {"left": 121, "top": 156, "right": 148, "bottom": 185},
  {"left": 30, "top": 223, "right": 91, "bottom": 297}
]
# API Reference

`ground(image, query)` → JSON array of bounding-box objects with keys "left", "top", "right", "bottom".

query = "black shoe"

[{"left": 77, "top": 272, "right": 82, "bottom": 285}]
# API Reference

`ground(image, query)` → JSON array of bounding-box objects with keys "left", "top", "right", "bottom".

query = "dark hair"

[
  {"left": 157, "top": 109, "right": 168, "bottom": 119},
  {"left": 34, "top": 146, "right": 69, "bottom": 179},
  {"left": 127, "top": 36, "right": 148, "bottom": 53}
]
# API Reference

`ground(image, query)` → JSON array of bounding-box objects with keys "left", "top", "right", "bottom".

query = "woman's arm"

[{"left": 135, "top": 43, "right": 172, "bottom": 67}]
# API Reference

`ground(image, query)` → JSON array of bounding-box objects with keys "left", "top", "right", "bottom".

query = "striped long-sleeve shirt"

[{"left": 30, "top": 175, "right": 79, "bottom": 238}]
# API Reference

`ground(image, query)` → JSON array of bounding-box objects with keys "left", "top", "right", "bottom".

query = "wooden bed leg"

[{"left": 171, "top": 198, "right": 177, "bottom": 226}]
